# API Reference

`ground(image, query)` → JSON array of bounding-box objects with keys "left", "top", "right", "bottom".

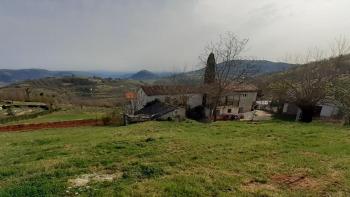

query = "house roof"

[
  {"left": 141, "top": 85, "right": 201, "bottom": 96},
  {"left": 135, "top": 100, "right": 177, "bottom": 118},
  {"left": 224, "top": 84, "right": 258, "bottom": 92},
  {"left": 140, "top": 84, "right": 258, "bottom": 96}
]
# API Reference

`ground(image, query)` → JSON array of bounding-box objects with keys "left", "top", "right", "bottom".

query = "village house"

[
  {"left": 133, "top": 84, "right": 258, "bottom": 120},
  {"left": 214, "top": 84, "right": 258, "bottom": 115}
]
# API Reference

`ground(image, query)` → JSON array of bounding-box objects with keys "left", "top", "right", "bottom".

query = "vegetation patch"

[{"left": 122, "top": 163, "right": 165, "bottom": 180}]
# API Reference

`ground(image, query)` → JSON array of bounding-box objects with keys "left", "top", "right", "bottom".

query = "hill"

[
  {"left": 129, "top": 70, "right": 159, "bottom": 80},
  {"left": 0, "top": 68, "right": 174, "bottom": 85},
  {"left": 0, "top": 69, "right": 75, "bottom": 84},
  {"left": 0, "top": 69, "right": 140, "bottom": 85},
  {"left": 0, "top": 76, "right": 145, "bottom": 107},
  {"left": 253, "top": 54, "right": 350, "bottom": 99},
  {"left": 0, "top": 121, "right": 349, "bottom": 196},
  {"left": 155, "top": 60, "right": 295, "bottom": 85}
]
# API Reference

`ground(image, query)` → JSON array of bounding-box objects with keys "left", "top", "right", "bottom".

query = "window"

[{"left": 228, "top": 109, "right": 232, "bottom": 113}]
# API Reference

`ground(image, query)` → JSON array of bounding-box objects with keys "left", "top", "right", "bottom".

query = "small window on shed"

[{"left": 228, "top": 109, "right": 232, "bottom": 113}]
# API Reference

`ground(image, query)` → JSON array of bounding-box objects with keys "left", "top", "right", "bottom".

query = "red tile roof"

[
  {"left": 141, "top": 84, "right": 258, "bottom": 96},
  {"left": 224, "top": 84, "right": 258, "bottom": 92},
  {"left": 141, "top": 85, "right": 201, "bottom": 96}
]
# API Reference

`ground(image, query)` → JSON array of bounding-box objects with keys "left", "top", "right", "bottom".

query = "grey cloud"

[{"left": 0, "top": 0, "right": 349, "bottom": 71}]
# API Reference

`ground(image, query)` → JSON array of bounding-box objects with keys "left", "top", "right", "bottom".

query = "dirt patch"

[
  {"left": 271, "top": 173, "right": 320, "bottom": 190},
  {"left": 241, "top": 179, "right": 277, "bottom": 192},
  {"left": 68, "top": 172, "right": 122, "bottom": 187},
  {"left": 0, "top": 119, "right": 103, "bottom": 132}
]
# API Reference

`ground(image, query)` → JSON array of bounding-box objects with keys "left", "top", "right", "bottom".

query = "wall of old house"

[
  {"left": 159, "top": 108, "right": 186, "bottom": 121},
  {"left": 136, "top": 89, "right": 203, "bottom": 111},
  {"left": 238, "top": 92, "right": 258, "bottom": 113},
  {"left": 320, "top": 105, "right": 339, "bottom": 117},
  {"left": 216, "top": 106, "right": 239, "bottom": 115},
  {"left": 216, "top": 92, "right": 257, "bottom": 115}
]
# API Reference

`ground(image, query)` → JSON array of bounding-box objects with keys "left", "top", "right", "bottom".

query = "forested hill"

[
  {"left": 155, "top": 60, "right": 295, "bottom": 85},
  {"left": 0, "top": 69, "right": 75, "bottom": 84}
]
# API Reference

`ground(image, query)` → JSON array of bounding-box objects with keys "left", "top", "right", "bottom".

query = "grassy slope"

[
  {"left": 3, "top": 108, "right": 110, "bottom": 125},
  {"left": 0, "top": 121, "right": 350, "bottom": 196}
]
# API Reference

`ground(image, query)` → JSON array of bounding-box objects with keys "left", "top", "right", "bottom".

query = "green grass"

[
  {"left": 3, "top": 108, "right": 109, "bottom": 125},
  {"left": 0, "top": 120, "right": 350, "bottom": 196}
]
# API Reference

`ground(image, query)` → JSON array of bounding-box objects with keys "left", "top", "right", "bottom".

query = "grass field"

[
  {"left": 0, "top": 120, "right": 350, "bottom": 196},
  {"left": 4, "top": 108, "right": 111, "bottom": 125}
]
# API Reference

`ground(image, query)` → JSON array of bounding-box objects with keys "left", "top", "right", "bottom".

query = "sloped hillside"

[
  {"left": 155, "top": 60, "right": 295, "bottom": 85},
  {"left": 0, "top": 77, "right": 144, "bottom": 107},
  {"left": 253, "top": 54, "right": 350, "bottom": 99},
  {"left": 0, "top": 69, "right": 76, "bottom": 84},
  {"left": 1, "top": 121, "right": 349, "bottom": 196}
]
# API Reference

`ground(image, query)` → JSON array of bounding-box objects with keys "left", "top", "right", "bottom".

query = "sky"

[{"left": 0, "top": 0, "right": 349, "bottom": 72}]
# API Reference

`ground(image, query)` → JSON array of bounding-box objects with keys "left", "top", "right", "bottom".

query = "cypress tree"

[{"left": 204, "top": 53, "right": 216, "bottom": 84}]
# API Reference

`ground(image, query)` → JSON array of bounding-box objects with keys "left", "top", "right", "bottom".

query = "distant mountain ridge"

[
  {"left": 0, "top": 60, "right": 294, "bottom": 85},
  {"left": 129, "top": 70, "right": 159, "bottom": 80},
  {"left": 0, "top": 69, "right": 74, "bottom": 84},
  {"left": 0, "top": 68, "right": 171, "bottom": 85}
]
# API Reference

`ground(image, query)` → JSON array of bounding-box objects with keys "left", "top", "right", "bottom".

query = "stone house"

[
  {"left": 214, "top": 84, "right": 258, "bottom": 115},
  {"left": 135, "top": 84, "right": 258, "bottom": 118}
]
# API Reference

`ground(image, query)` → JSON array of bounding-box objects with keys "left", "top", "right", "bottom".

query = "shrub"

[
  {"left": 186, "top": 106, "right": 206, "bottom": 121},
  {"left": 101, "top": 109, "right": 122, "bottom": 126},
  {"left": 0, "top": 110, "right": 53, "bottom": 124}
]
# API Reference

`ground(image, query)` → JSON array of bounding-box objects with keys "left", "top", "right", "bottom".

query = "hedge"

[{"left": 0, "top": 110, "right": 53, "bottom": 124}]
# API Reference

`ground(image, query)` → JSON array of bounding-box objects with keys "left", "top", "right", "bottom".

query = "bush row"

[{"left": 0, "top": 110, "right": 53, "bottom": 124}]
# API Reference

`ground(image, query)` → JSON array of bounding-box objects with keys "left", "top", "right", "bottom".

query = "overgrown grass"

[{"left": 0, "top": 120, "right": 350, "bottom": 196}]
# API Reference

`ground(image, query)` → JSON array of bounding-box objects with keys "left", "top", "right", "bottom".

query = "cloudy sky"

[{"left": 0, "top": 0, "right": 349, "bottom": 71}]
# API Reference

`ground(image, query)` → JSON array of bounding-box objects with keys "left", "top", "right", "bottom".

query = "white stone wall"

[
  {"left": 238, "top": 92, "right": 258, "bottom": 112},
  {"left": 218, "top": 91, "right": 257, "bottom": 114},
  {"left": 188, "top": 94, "right": 203, "bottom": 108},
  {"left": 320, "top": 105, "right": 339, "bottom": 117},
  {"left": 159, "top": 108, "right": 186, "bottom": 120},
  {"left": 217, "top": 106, "right": 239, "bottom": 115}
]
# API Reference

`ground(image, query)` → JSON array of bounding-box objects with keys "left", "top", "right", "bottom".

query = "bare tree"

[
  {"left": 24, "top": 87, "right": 32, "bottom": 102},
  {"left": 201, "top": 32, "right": 254, "bottom": 121},
  {"left": 331, "top": 35, "right": 350, "bottom": 57},
  {"left": 268, "top": 77, "right": 290, "bottom": 114},
  {"left": 269, "top": 37, "right": 350, "bottom": 122}
]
